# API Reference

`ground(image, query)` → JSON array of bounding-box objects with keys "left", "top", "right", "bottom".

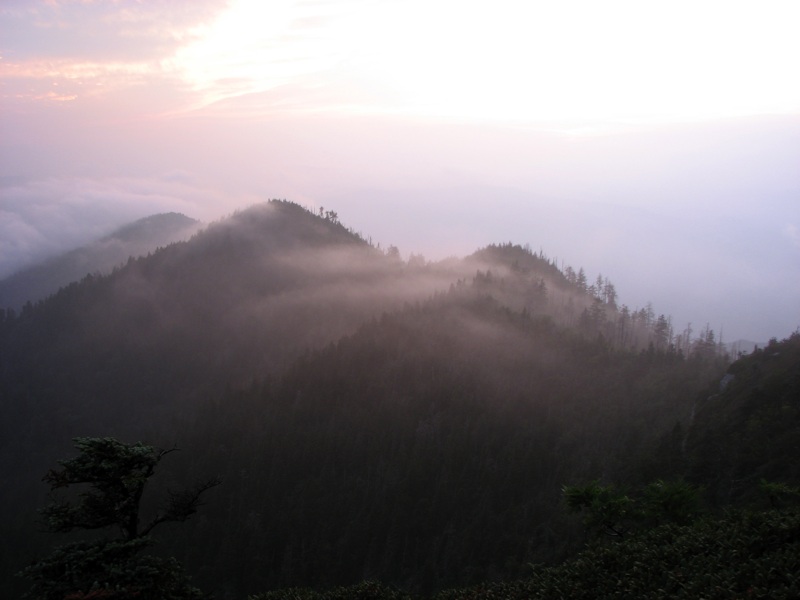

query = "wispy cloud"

[
  {"left": 0, "top": 174, "right": 235, "bottom": 278},
  {"left": 4, "top": 1, "right": 800, "bottom": 123},
  {"left": 1, "top": 1, "right": 221, "bottom": 61},
  {"left": 0, "top": 0, "right": 222, "bottom": 111},
  {"left": 165, "top": 0, "right": 371, "bottom": 113}
]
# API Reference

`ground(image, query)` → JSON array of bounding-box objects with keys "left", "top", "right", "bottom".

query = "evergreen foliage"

[
  {"left": 19, "top": 438, "right": 218, "bottom": 600},
  {"left": 563, "top": 479, "right": 702, "bottom": 539},
  {"left": 0, "top": 202, "right": 794, "bottom": 598},
  {"left": 680, "top": 332, "right": 800, "bottom": 505},
  {"left": 251, "top": 486, "right": 800, "bottom": 598},
  {"left": 20, "top": 538, "right": 206, "bottom": 600},
  {"left": 431, "top": 506, "right": 800, "bottom": 600},
  {"left": 250, "top": 581, "right": 412, "bottom": 600}
]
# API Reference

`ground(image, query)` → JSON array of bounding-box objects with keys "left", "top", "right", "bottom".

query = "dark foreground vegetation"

[
  {"left": 2, "top": 201, "right": 798, "bottom": 598},
  {"left": 254, "top": 506, "right": 800, "bottom": 600},
  {"left": 21, "top": 436, "right": 800, "bottom": 599}
]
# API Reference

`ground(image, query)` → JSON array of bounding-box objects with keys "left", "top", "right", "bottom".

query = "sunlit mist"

[{"left": 1, "top": 0, "right": 798, "bottom": 341}]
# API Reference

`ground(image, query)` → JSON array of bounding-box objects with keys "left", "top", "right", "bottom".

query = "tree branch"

[{"left": 140, "top": 477, "right": 221, "bottom": 537}]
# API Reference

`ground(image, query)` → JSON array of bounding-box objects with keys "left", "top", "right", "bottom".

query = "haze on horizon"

[{"left": 1, "top": 0, "right": 798, "bottom": 343}]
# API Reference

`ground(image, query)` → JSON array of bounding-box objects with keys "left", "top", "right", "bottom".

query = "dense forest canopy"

[{"left": 1, "top": 200, "right": 795, "bottom": 599}]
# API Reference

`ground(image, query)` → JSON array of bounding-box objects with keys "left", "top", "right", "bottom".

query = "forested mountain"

[
  {"left": 0, "top": 212, "right": 201, "bottom": 312},
  {"left": 1, "top": 200, "right": 794, "bottom": 599},
  {"left": 683, "top": 334, "right": 800, "bottom": 503}
]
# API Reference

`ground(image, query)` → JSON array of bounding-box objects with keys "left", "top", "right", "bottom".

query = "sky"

[{"left": 1, "top": 0, "right": 799, "bottom": 343}]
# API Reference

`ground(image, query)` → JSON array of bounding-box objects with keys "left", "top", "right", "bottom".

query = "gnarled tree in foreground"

[{"left": 20, "top": 437, "right": 220, "bottom": 600}]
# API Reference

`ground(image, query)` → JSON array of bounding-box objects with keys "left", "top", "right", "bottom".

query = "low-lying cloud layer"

[{"left": 0, "top": 175, "right": 240, "bottom": 278}]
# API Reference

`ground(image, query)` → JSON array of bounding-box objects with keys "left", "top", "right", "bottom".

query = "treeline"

[
  {"left": 242, "top": 332, "right": 800, "bottom": 599},
  {"left": 2, "top": 205, "right": 728, "bottom": 365},
  {"left": 251, "top": 504, "right": 800, "bottom": 600},
  {"left": 461, "top": 242, "right": 731, "bottom": 362},
  {"left": 139, "top": 280, "right": 727, "bottom": 597}
]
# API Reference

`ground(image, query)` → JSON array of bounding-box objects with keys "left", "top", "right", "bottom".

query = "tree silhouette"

[{"left": 20, "top": 437, "right": 220, "bottom": 600}]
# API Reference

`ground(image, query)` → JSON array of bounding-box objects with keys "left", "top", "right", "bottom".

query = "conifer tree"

[{"left": 20, "top": 437, "right": 220, "bottom": 600}]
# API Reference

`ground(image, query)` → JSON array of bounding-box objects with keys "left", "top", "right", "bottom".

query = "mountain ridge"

[
  {"left": 0, "top": 212, "right": 201, "bottom": 312},
  {"left": 2, "top": 199, "right": 787, "bottom": 598}
]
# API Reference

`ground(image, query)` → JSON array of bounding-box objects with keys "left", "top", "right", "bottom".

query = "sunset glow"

[
  {"left": 169, "top": 0, "right": 800, "bottom": 123},
  {"left": 1, "top": 0, "right": 799, "bottom": 342},
  {"left": 4, "top": 0, "right": 797, "bottom": 123}
]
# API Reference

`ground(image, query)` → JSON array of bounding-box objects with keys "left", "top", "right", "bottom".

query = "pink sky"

[{"left": 1, "top": 0, "right": 799, "bottom": 342}]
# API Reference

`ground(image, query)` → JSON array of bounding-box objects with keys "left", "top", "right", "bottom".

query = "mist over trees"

[
  {"left": 0, "top": 200, "right": 794, "bottom": 599},
  {"left": 0, "top": 213, "right": 201, "bottom": 313}
]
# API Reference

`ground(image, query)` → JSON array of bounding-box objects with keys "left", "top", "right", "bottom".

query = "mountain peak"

[
  {"left": 108, "top": 212, "right": 199, "bottom": 243},
  {"left": 218, "top": 200, "right": 365, "bottom": 248}
]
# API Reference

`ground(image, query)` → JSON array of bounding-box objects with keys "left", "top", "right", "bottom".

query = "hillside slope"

[
  {"left": 684, "top": 333, "right": 800, "bottom": 504},
  {"left": 166, "top": 284, "right": 725, "bottom": 596},
  {"left": 0, "top": 212, "right": 201, "bottom": 311},
  {"left": 1, "top": 200, "right": 741, "bottom": 598}
]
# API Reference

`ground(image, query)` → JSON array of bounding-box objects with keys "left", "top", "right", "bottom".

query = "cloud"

[
  {"left": 0, "top": 0, "right": 224, "bottom": 111},
  {"left": 0, "top": 1, "right": 223, "bottom": 62},
  {"left": 0, "top": 175, "right": 236, "bottom": 278},
  {"left": 164, "top": 0, "right": 368, "bottom": 111},
  {"left": 5, "top": 1, "right": 800, "bottom": 124}
]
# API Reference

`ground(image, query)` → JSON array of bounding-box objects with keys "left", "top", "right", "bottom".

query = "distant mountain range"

[{"left": 0, "top": 212, "right": 201, "bottom": 312}]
